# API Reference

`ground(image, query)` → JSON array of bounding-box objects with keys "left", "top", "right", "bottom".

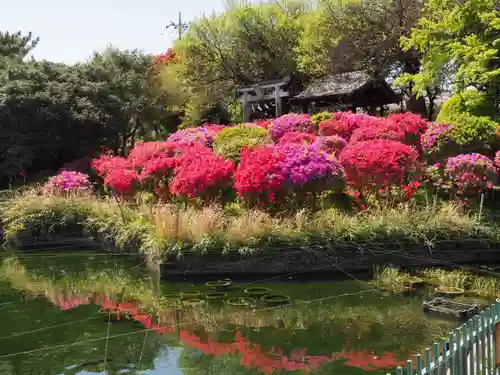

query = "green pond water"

[{"left": 0, "top": 250, "right": 480, "bottom": 375}]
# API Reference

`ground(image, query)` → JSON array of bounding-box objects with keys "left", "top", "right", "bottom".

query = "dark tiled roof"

[{"left": 294, "top": 71, "right": 375, "bottom": 99}]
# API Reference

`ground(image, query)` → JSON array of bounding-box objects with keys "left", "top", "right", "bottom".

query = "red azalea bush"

[
  {"left": 318, "top": 112, "right": 373, "bottom": 140},
  {"left": 170, "top": 145, "right": 235, "bottom": 201},
  {"left": 103, "top": 168, "right": 139, "bottom": 196},
  {"left": 234, "top": 146, "right": 286, "bottom": 205},
  {"left": 349, "top": 118, "right": 405, "bottom": 145},
  {"left": 277, "top": 132, "right": 316, "bottom": 146},
  {"left": 340, "top": 139, "right": 421, "bottom": 192}
]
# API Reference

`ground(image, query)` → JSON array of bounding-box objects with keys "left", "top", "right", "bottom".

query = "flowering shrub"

[
  {"left": 213, "top": 125, "right": 272, "bottom": 162},
  {"left": 43, "top": 171, "right": 92, "bottom": 195},
  {"left": 127, "top": 141, "right": 176, "bottom": 168},
  {"left": 318, "top": 112, "right": 370, "bottom": 140},
  {"left": 279, "top": 144, "right": 344, "bottom": 189},
  {"left": 444, "top": 153, "right": 496, "bottom": 195},
  {"left": 252, "top": 119, "right": 273, "bottom": 129},
  {"left": 313, "top": 136, "right": 347, "bottom": 154},
  {"left": 421, "top": 123, "right": 452, "bottom": 153},
  {"left": 91, "top": 156, "right": 130, "bottom": 178},
  {"left": 340, "top": 140, "right": 420, "bottom": 192},
  {"left": 104, "top": 168, "right": 139, "bottom": 196},
  {"left": 277, "top": 132, "right": 316, "bottom": 146},
  {"left": 349, "top": 119, "right": 405, "bottom": 144},
  {"left": 269, "top": 114, "right": 314, "bottom": 141},
  {"left": 387, "top": 113, "right": 428, "bottom": 150},
  {"left": 495, "top": 151, "right": 500, "bottom": 170},
  {"left": 234, "top": 146, "right": 286, "bottom": 205},
  {"left": 167, "top": 126, "right": 224, "bottom": 148},
  {"left": 171, "top": 146, "right": 235, "bottom": 200},
  {"left": 311, "top": 112, "right": 332, "bottom": 127}
]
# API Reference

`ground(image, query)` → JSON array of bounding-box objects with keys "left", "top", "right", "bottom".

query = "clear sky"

[{"left": 1, "top": 0, "right": 228, "bottom": 63}]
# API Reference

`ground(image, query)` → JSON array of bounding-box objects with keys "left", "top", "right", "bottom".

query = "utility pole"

[{"left": 166, "top": 12, "right": 188, "bottom": 40}]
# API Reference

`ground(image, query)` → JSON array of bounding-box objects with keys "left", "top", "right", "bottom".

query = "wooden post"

[
  {"left": 274, "top": 85, "right": 282, "bottom": 117},
  {"left": 242, "top": 92, "right": 250, "bottom": 122}
]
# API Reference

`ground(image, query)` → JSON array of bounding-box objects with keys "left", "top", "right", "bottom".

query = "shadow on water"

[{"left": 0, "top": 249, "right": 486, "bottom": 375}]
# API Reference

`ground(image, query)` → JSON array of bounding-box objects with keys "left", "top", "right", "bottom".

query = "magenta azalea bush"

[
  {"left": 444, "top": 153, "right": 497, "bottom": 195},
  {"left": 43, "top": 171, "right": 92, "bottom": 195},
  {"left": 421, "top": 123, "right": 452, "bottom": 152},
  {"left": 269, "top": 114, "right": 314, "bottom": 141},
  {"left": 278, "top": 143, "right": 344, "bottom": 188}
]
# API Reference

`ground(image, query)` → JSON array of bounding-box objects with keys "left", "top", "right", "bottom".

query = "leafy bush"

[
  {"left": 447, "top": 114, "right": 498, "bottom": 153},
  {"left": 311, "top": 112, "right": 332, "bottom": 127},
  {"left": 340, "top": 139, "right": 420, "bottom": 192},
  {"left": 444, "top": 153, "right": 496, "bottom": 196},
  {"left": 437, "top": 90, "right": 498, "bottom": 124},
  {"left": 269, "top": 114, "right": 314, "bottom": 141},
  {"left": 213, "top": 125, "right": 272, "bottom": 162}
]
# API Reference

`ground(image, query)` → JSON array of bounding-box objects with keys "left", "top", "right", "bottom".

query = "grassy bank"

[{"left": 1, "top": 190, "right": 499, "bottom": 264}]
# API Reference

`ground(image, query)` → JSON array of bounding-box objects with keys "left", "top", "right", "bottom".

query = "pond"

[{"left": 0, "top": 250, "right": 475, "bottom": 375}]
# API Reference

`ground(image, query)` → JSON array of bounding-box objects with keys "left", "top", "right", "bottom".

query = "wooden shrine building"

[
  {"left": 292, "top": 71, "right": 400, "bottom": 115},
  {"left": 235, "top": 71, "right": 400, "bottom": 121}
]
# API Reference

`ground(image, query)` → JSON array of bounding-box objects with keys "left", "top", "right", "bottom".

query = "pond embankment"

[{"left": 3, "top": 193, "right": 500, "bottom": 278}]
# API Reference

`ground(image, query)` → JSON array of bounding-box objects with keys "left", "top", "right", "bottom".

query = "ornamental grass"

[{"left": 2, "top": 189, "right": 497, "bottom": 265}]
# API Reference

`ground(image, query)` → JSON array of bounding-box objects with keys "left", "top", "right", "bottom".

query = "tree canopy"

[{"left": 400, "top": 0, "right": 500, "bottom": 108}]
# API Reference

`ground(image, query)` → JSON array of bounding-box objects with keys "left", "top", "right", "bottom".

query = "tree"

[
  {"left": 0, "top": 40, "right": 175, "bottom": 183},
  {"left": 78, "top": 47, "right": 176, "bottom": 154},
  {"left": 297, "top": 0, "right": 428, "bottom": 115},
  {"left": 168, "top": 0, "right": 311, "bottom": 125},
  {"left": 399, "top": 0, "right": 500, "bottom": 112},
  {"left": 0, "top": 31, "right": 39, "bottom": 58}
]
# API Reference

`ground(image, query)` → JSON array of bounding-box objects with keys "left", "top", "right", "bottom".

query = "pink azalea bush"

[
  {"left": 313, "top": 135, "right": 347, "bottom": 154},
  {"left": 444, "top": 153, "right": 496, "bottom": 195},
  {"left": 43, "top": 171, "right": 92, "bottom": 195},
  {"left": 269, "top": 114, "right": 314, "bottom": 141}
]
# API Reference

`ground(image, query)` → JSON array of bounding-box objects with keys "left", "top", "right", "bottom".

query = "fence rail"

[{"left": 388, "top": 302, "right": 500, "bottom": 375}]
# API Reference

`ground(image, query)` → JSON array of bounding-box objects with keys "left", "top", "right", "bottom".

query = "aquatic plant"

[{"left": 371, "top": 266, "right": 411, "bottom": 294}]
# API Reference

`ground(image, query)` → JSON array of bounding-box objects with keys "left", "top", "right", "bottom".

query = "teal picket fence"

[{"left": 387, "top": 302, "right": 500, "bottom": 375}]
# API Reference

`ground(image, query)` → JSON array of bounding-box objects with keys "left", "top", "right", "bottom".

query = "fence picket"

[
  {"left": 416, "top": 353, "right": 423, "bottom": 375},
  {"left": 388, "top": 302, "right": 500, "bottom": 375},
  {"left": 433, "top": 342, "right": 439, "bottom": 375},
  {"left": 481, "top": 312, "right": 487, "bottom": 375},
  {"left": 475, "top": 316, "right": 481, "bottom": 375}
]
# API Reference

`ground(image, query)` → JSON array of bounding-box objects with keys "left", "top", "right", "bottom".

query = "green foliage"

[
  {"left": 401, "top": 0, "right": 500, "bottom": 97},
  {"left": 437, "top": 91, "right": 498, "bottom": 123},
  {"left": 296, "top": 0, "right": 422, "bottom": 78},
  {"left": 0, "top": 42, "right": 175, "bottom": 183},
  {"left": 173, "top": 2, "right": 308, "bottom": 101},
  {"left": 311, "top": 111, "right": 332, "bottom": 127},
  {"left": 0, "top": 31, "right": 39, "bottom": 58},
  {"left": 448, "top": 114, "right": 498, "bottom": 151},
  {"left": 213, "top": 125, "right": 272, "bottom": 162}
]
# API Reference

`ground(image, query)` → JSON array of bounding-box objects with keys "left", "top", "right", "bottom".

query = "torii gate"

[{"left": 236, "top": 77, "right": 291, "bottom": 122}]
